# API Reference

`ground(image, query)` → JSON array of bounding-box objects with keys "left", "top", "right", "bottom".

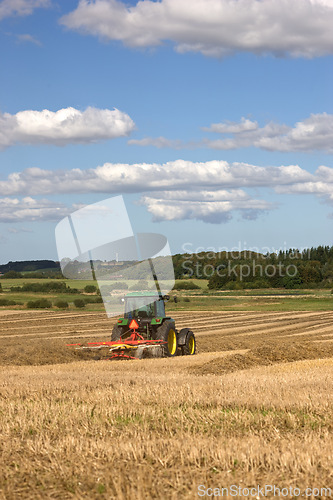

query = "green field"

[
  {"left": 171, "top": 293, "right": 333, "bottom": 311},
  {"left": 0, "top": 278, "right": 100, "bottom": 311},
  {"left": 0, "top": 277, "right": 332, "bottom": 312}
]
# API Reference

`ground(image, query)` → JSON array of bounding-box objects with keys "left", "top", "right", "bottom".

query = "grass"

[
  {"left": 0, "top": 291, "right": 103, "bottom": 312},
  {"left": 167, "top": 291, "right": 333, "bottom": 312},
  {"left": 0, "top": 278, "right": 94, "bottom": 290},
  {"left": 0, "top": 278, "right": 102, "bottom": 311},
  {"left": 1, "top": 295, "right": 332, "bottom": 312},
  {"left": 0, "top": 278, "right": 332, "bottom": 312},
  {"left": 208, "top": 288, "right": 316, "bottom": 295},
  {"left": 184, "top": 278, "right": 209, "bottom": 289}
]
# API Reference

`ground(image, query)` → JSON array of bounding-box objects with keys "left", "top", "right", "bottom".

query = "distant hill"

[{"left": 0, "top": 260, "right": 60, "bottom": 273}]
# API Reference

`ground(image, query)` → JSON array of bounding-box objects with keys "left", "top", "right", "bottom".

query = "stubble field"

[{"left": 1, "top": 308, "right": 333, "bottom": 499}]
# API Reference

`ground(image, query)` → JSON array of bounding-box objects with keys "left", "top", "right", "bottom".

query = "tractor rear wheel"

[
  {"left": 155, "top": 321, "right": 178, "bottom": 357},
  {"left": 182, "top": 331, "right": 196, "bottom": 355}
]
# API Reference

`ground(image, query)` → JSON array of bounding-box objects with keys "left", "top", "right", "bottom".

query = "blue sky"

[{"left": 0, "top": 0, "right": 332, "bottom": 263}]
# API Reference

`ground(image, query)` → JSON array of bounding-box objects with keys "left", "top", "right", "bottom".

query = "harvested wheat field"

[{"left": 1, "top": 309, "right": 333, "bottom": 499}]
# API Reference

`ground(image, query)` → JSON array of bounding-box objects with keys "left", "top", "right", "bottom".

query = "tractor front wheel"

[{"left": 155, "top": 321, "right": 178, "bottom": 357}]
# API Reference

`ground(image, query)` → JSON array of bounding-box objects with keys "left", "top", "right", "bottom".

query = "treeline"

[
  {"left": 173, "top": 245, "right": 333, "bottom": 289},
  {"left": 10, "top": 282, "right": 79, "bottom": 294},
  {"left": 0, "top": 260, "right": 60, "bottom": 274},
  {"left": 1, "top": 245, "right": 333, "bottom": 289}
]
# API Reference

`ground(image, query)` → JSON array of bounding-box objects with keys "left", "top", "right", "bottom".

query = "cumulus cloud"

[
  {"left": 0, "top": 161, "right": 314, "bottom": 197},
  {"left": 1, "top": 160, "right": 332, "bottom": 223},
  {"left": 203, "top": 118, "right": 259, "bottom": 135},
  {"left": 60, "top": 0, "right": 333, "bottom": 58},
  {"left": 0, "top": 0, "right": 50, "bottom": 20},
  {"left": 141, "top": 191, "right": 272, "bottom": 223},
  {"left": 0, "top": 106, "right": 135, "bottom": 149},
  {"left": 276, "top": 165, "right": 333, "bottom": 205},
  {"left": 258, "top": 113, "right": 333, "bottom": 152},
  {"left": 130, "top": 113, "right": 333, "bottom": 153},
  {"left": 1, "top": 160, "right": 331, "bottom": 223},
  {"left": 0, "top": 197, "right": 71, "bottom": 222}
]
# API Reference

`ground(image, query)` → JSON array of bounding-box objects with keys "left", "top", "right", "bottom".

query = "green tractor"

[{"left": 112, "top": 291, "right": 196, "bottom": 358}]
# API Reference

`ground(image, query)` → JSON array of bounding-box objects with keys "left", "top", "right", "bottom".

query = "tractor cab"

[{"left": 124, "top": 292, "right": 166, "bottom": 320}]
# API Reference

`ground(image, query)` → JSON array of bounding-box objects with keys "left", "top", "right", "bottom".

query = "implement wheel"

[
  {"left": 155, "top": 321, "right": 178, "bottom": 357},
  {"left": 182, "top": 331, "right": 196, "bottom": 356}
]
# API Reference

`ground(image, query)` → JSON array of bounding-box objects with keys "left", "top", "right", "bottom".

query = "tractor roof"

[{"left": 125, "top": 291, "right": 162, "bottom": 298}]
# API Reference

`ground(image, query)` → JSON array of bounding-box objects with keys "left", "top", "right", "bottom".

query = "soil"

[{"left": 1, "top": 309, "right": 333, "bottom": 368}]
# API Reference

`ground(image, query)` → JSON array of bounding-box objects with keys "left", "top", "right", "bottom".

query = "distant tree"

[
  {"left": 208, "top": 273, "right": 230, "bottom": 290},
  {"left": 74, "top": 299, "right": 85, "bottom": 309},
  {"left": 27, "top": 299, "right": 52, "bottom": 309},
  {"left": 0, "top": 298, "right": 17, "bottom": 306},
  {"left": 84, "top": 285, "right": 97, "bottom": 293},
  {"left": 0, "top": 260, "right": 60, "bottom": 274},
  {"left": 83, "top": 296, "right": 103, "bottom": 304},
  {"left": 283, "top": 273, "right": 303, "bottom": 289},
  {"left": 2, "top": 271, "right": 23, "bottom": 279},
  {"left": 299, "top": 263, "right": 322, "bottom": 284},
  {"left": 55, "top": 300, "right": 69, "bottom": 309},
  {"left": 173, "top": 281, "right": 200, "bottom": 290}
]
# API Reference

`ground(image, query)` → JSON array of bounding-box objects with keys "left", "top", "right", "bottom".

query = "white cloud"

[
  {"left": 0, "top": 161, "right": 314, "bottom": 196},
  {"left": 0, "top": 160, "right": 328, "bottom": 223},
  {"left": 258, "top": 113, "right": 333, "bottom": 152},
  {"left": 16, "top": 33, "right": 42, "bottom": 46},
  {"left": 276, "top": 165, "right": 333, "bottom": 205},
  {"left": 0, "top": 0, "right": 50, "bottom": 20},
  {"left": 147, "top": 189, "right": 251, "bottom": 202},
  {"left": 0, "top": 197, "right": 71, "bottom": 222},
  {"left": 60, "top": 0, "right": 333, "bottom": 58},
  {"left": 141, "top": 190, "right": 272, "bottom": 223},
  {"left": 0, "top": 106, "right": 135, "bottom": 149},
  {"left": 1, "top": 160, "right": 332, "bottom": 223},
  {"left": 0, "top": 191, "right": 271, "bottom": 224},
  {"left": 130, "top": 113, "right": 333, "bottom": 153},
  {"left": 203, "top": 118, "right": 259, "bottom": 134}
]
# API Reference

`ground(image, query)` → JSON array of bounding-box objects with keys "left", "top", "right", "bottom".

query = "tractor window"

[
  {"left": 156, "top": 299, "right": 165, "bottom": 317},
  {"left": 125, "top": 297, "right": 156, "bottom": 318}
]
